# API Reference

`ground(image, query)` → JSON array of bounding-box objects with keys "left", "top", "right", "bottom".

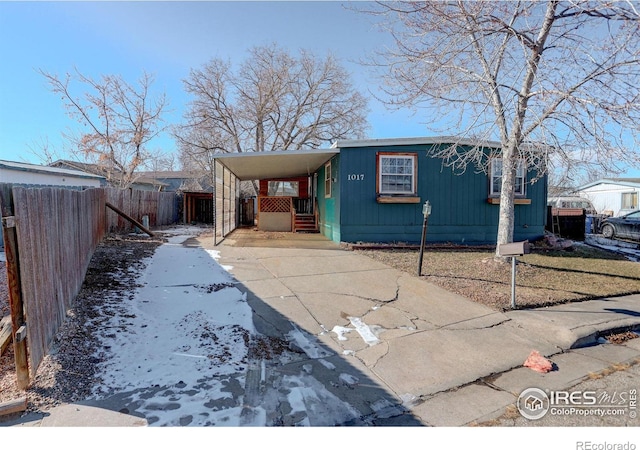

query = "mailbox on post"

[
  {"left": 498, "top": 241, "right": 531, "bottom": 257},
  {"left": 498, "top": 240, "right": 530, "bottom": 309}
]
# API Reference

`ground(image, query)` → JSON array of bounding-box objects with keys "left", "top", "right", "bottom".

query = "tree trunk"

[{"left": 495, "top": 145, "right": 517, "bottom": 257}]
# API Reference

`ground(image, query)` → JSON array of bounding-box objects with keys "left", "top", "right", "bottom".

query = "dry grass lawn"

[{"left": 356, "top": 243, "right": 640, "bottom": 311}]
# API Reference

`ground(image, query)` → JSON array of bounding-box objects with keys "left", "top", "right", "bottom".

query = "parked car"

[
  {"left": 599, "top": 210, "right": 640, "bottom": 241},
  {"left": 547, "top": 196, "right": 597, "bottom": 215}
]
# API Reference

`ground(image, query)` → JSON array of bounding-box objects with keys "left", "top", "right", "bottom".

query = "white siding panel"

[
  {"left": 579, "top": 183, "right": 640, "bottom": 216},
  {"left": 0, "top": 168, "right": 101, "bottom": 187}
]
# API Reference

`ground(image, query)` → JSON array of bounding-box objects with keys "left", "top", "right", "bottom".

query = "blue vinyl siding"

[
  {"left": 335, "top": 144, "right": 547, "bottom": 245},
  {"left": 316, "top": 155, "right": 341, "bottom": 242}
]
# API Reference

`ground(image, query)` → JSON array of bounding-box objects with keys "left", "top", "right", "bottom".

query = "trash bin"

[{"left": 585, "top": 215, "right": 593, "bottom": 234}]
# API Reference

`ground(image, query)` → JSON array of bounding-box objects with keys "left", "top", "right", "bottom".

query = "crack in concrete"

[{"left": 436, "top": 315, "right": 512, "bottom": 331}]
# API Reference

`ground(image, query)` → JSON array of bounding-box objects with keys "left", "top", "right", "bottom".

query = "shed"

[
  {"left": 212, "top": 137, "right": 548, "bottom": 245},
  {"left": 574, "top": 178, "right": 640, "bottom": 217}
]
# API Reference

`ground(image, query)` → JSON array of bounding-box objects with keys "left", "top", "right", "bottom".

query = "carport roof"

[{"left": 213, "top": 148, "right": 339, "bottom": 181}]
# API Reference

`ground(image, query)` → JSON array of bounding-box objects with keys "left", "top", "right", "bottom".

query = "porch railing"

[{"left": 293, "top": 198, "right": 314, "bottom": 215}]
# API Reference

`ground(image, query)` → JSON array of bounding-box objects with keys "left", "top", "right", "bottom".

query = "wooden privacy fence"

[
  {"left": 1, "top": 185, "right": 106, "bottom": 388},
  {"left": 0, "top": 184, "right": 177, "bottom": 389},
  {"left": 106, "top": 188, "right": 177, "bottom": 232}
]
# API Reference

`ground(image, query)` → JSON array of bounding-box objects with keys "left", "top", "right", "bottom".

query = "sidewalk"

[{"left": 4, "top": 228, "right": 640, "bottom": 427}]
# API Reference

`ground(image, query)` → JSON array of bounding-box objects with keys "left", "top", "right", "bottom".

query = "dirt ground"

[
  {"left": 0, "top": 233, "right": 163, "bottom": 421},
  {"left": 356, "top": 240, "right": 640, "bottom": 311}
]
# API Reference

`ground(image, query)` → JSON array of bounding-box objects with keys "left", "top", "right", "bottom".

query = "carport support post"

[{"left": 511, "top": 256, "right": 517, "bottom": 309}]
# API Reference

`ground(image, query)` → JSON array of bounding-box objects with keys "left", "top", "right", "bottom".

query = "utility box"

[{"left": 498, "top": 241, "right": 531, "bottom": 257}]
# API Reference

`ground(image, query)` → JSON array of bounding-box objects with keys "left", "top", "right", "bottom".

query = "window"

[
  {"left": 377, "top": 153, "right": 417, "bottom": 196},
  {"left": 324, "top": 161, "right": 332, "bottom": 198},
  {"left": 267, "top": 181, "right": 299, "bottom": 197},
  {"left": 621, "top": 192, "right": 638, "bottom": 210},
  {"left": 490, "top": 158, "right": 525, "bottom": 197}
]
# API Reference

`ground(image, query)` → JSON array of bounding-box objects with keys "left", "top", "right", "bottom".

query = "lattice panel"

[{"left": 260, "top": 196, "right": 292, "bottom": 213}]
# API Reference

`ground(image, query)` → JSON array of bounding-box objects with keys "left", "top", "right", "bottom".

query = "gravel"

[{"left": 0, "top": 261, "right": 8, "bottom": 317}]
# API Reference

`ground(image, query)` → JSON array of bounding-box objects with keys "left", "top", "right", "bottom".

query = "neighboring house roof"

[
  {"left": 576, "top": 178, "right": 640, "bottom": 191},
  {"left": 0, "top": 159, "right": 105, "bottom": 180},
  {"left": 137, "top": 170, "right": 197, "bottom": 179},
  {"left": 137, "top": 170, "right": 202, "bottom": 192},
  {"left": 179, "top": 178, "right": 211, "bottom": 192},
  {"left": 50, "top": 160, "right": 166, "bottom": 189}
]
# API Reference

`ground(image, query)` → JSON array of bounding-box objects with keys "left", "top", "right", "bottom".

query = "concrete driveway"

[{"left": 203, "top": 228, "right": 640, "bottom": 426}]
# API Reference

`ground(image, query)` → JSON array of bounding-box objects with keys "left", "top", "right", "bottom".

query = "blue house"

[{"left": 213, "top": 137, "right": 548, "bottom": 245}]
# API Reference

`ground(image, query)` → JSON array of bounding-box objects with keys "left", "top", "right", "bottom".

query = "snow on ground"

[
  {"left": 86, "top": 226, "right": 366, "bottom": 427},
  {"left": 89, "top": 227, "right": 256, "bottom": 426},
  {"left": 582, "top": 236, "right": 640, "bottom": 262}
]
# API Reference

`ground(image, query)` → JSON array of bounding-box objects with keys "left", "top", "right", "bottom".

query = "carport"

[{"left": 212, "top": 149, "right": 338, "bottom": 243}]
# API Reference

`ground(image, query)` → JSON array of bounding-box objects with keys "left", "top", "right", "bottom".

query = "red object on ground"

[{"left": 523, "top": 350, "right": 553, "bottom": 373}]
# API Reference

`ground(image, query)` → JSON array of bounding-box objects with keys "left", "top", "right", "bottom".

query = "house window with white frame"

[
  {"left": 490, "top": 158, "right": 526, "bottom": 197},
  {"left": 377, "top": 153, "right": 417, "bottom": 196},
  {"left": 621, "top": 192, "right": 638, "bottom": 210},
  {"left": 267, "top": 181, "right": 299, "bottom": 197},
  {"left": 324, "top": 161, "right": 332, "bottom": 198}
]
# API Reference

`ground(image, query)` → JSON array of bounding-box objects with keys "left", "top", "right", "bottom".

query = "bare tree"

[
  {"left": 141, "top": 150, "right": 178, "bottom": 172},
  {"left": 39, "top": 68, "right": 168, "bottom": 189},
  {"left": 26, "top": 136, "right": 60, "bottom": 165},
  {"left": 175, "top": 44, "right": 370, "bottom": 168},
  {"left": 364, "top": 1, "right": 640, "bottom": 254}
]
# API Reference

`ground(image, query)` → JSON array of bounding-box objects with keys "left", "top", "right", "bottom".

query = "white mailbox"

[{"left": 498, "top": 241, "right": 530, "bottom": 257}]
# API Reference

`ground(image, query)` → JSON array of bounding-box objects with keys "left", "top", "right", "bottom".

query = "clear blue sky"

[
  {"left": 0, "top": 1, "right": 427, "bottom": 165},
  {"left": 0, "top": 1, "right": 638, "bottom": 178}
]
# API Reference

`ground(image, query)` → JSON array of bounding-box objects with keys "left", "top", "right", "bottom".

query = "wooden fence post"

[{"left": 0, "top": 185, "right": 30, "bottom": 389}]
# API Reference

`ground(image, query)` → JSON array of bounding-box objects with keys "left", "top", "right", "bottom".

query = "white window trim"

[
  {"left": 377, "top": 153, "right": 418, "bottom": 196},
  {"left": 621, "top": 191, "right": 638, "bottom": 210},
  {"left": 324, "top": 161, "right": 332, "bottom": 198},
  {"left": 267, "top": 181, "right": 300, "bottom": 197},
  {"left": 490, "top": 158, "right": 526, "bottom": 197}
]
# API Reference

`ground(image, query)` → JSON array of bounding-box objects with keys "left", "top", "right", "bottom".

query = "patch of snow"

[
  {"left": 331, "top": 325, "right": 353, "bottom": 341},
  {"left": 79, "top": 226, "right": 379, "bottom": 428},
  {"left": 400, "top": 393, "right": 419, "bottom": 406},
  {"left": 282, "top": 374, "right": 361, "bottom": 426},
  {"left": 318, "top": 359, "right": 336, "bottom": 370},
  {"left": 348, "top": 316, "right": 381, "bottom": 346},
  {"left": 286, "top": 324, "right": 332, "bottom": 359},
  {"left": 206, "top": 249, "right": 234, "bottom": 271},
  {"left": 89, "top": 228, "right": 255, "bottom": 426},
  {"left": 339, "top": 373, "right": 359, "bottom": 386}
]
